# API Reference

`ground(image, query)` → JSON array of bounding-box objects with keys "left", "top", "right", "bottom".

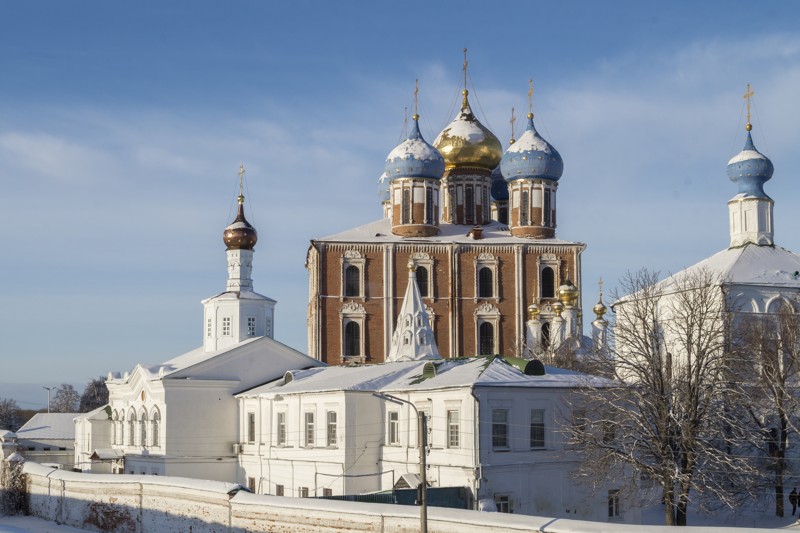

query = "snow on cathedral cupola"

[
  {"left": 384, "top": 115, "right": 445, "bottom": 181},
  {"left": 726, "top": 84, "right": 775, "bottom": 247},
  {"left": 385, "top": 261, "right": 441, "bottom": 362},
  {"left": 500, "top": 96, "right": 563, "bottom": 182}
]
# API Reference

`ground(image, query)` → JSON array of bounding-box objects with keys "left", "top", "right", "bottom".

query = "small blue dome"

[
  {"left": 490, "top": 165, "right": 508, "bottom": 201},
  {"left": 500, "top": 115, "right": 563, "bottom": 182},
  {"left": 384, "top": 118, "right": 445, "bottom": 181},
  {"left": 726, "top": 131, "right": 773, "bottom": 197}
]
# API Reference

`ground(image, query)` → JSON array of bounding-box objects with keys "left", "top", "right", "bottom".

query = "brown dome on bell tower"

[{"left": 223, "top": 193, "right": 258, "bottom": 250}]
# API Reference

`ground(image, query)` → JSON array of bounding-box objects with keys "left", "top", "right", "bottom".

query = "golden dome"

[
  {"left": 434, "top": 90, "right": 503, "bottom": 171},
  {"left": 552, "top": 301, "right": 564, "bottom": 317},
  {"left": 527, "top": 303, "right": 540, "bottom": 320},
  {"left": 558, "top": 280, "right": 580, "bottom": 307},
  {"left": 593, "top": 300, "right": 607, "bottom": 319}
]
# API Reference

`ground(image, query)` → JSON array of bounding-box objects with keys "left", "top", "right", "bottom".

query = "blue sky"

[{"left": 3, "top": 1, "right": 800, "bottom": 405}]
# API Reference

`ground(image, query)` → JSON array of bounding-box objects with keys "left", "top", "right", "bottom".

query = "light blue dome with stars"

[
  {"left": 377, "top": 172, "right": 390, "bottom": 202},
  {"left": 727, "top": 130, "right": 773, "bottom": 198},
  {"left": 500, "top": 114, "right": 563, "bottom": 182},
  {"left": 384, "top": 117, "right": 445, "bottom": 181}
]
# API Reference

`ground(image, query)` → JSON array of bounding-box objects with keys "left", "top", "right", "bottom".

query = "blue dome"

[
  {"left": 384, "top": 118, "right": 445, "bottom": 181},
  {"left": 726, "top": 131, "right": 773, "bottom": 197},
  {"left": 490, "top": 165, "right": 508, "bottom": 201},
  {"left": 500, "top": 115, "right": 563, "bottom": 182}
]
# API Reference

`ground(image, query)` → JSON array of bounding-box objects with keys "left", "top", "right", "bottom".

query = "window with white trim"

[
  {"left": 276, "top": 412, "right": 286, "bottom": 446},
  {"left": 275, "top": 484, "right": 284, "bottom": 496},
  {"left": 417, "top": 266, "right": 429, "bottom": 298},
  {"left": 128, "top": 410, "right": 136, "bottom": 446},
  {"left": 425, "top": 187, "right": 434, "bottom": 225},
  {"left": 304, "top": 412, "right": 315, "bottom": 447},
  {"left": 140, "top": 410, "right": 147, "bottom": 447},
  {"left": 388, "top": 411, "right": 399, "bottom": 445},
  {"left": 151, "top": 409, "right": 160, "bottom": 448},
  {"left": 299, "top": 487, "right": 309, "bottom": 498},
  {"left": 495, "top": 494, "right": 510, "bottom": 513},
  {"left": 492, "top": 409, "right": 509, "bottom": 450},
  {"left": 344, "top": 321, "right": 361, "bottom": 356},
  {"left": 247, "top": 316, "right": 256, "bottom": 336},
  {"left": 222, "top": 317, "right": 231, "bottom": 336},
  {"left": 479, "top": 322, "right": 495, "bottom": 355},
  {"left": 247, "top": 412, "right": 256, "bottom": 444},
  {"left": 447, "top": 410, "right": 460, "bottom": 448},
  {"left": 206, "top": 318, "right": 212, "bottom": 337},
  {"left": 326, "top": 411, "right": 337, "bottom": 447},
  {"left": 608, "top": 490, "right": 620, "bottom": 518},
  {"left": 530, "top": 409, "right": 545, "bottom": 449}
]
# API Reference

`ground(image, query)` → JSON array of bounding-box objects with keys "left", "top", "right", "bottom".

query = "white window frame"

[
  {"left": 151, "top": 408, "right": 160, "bottom": 448},
  {"left": 326, "top": 411, "right": 337, "bottom": 447},
  {"left": 388, "top": 411, "right": 399, "bottom": 445},
  {"left": 247, "top": 412, "right": 256, "bottom": 444},
  {"left": 492, "top": 408, "right": 509, "bottom": 451},
  {"left": 276, "top": 411, "right": 287, "bottom": 446},
  {"left": 411, "top": 252, "right": 434, "bottom": 299},
  {"left": 608, "top": 489, "right": 621, "bottom": 518},
  {"left": 304, "top": 411, "right": 315, "bottom": 448},
  {"left": 475, "top": 303, "right": 501, "bottom": 357},
  {"left": 341, "top": 250, "right": 366, "bottom": 299},
  {"left": 495, "top": 494, "right": 511, "bottom": 513},
  {"left": 530, "top": 409, "right": 545, "bottom": 449},
  {"left": 247, "top": 316, "right": 256, "bottom": 336},
  {"left": 475, "top": 253, "right": 499, "bottom": 300},
  {"left": 447, "top": 410, "right": 460, "bottom": 448},
  {"left": 340, "top": 302, "right": 366, "bottom": 362},
  {"left": 222, "top": 317, "right": 231, "bottom": 336}
]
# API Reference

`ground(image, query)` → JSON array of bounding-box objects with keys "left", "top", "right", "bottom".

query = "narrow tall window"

[
  {"left": 447, "top": 410, "right": 460, "bottom": 448},
  {"left": 388, "top": 411, "right": 399, "bottom": 445},
  {"left": 222, "top": 317, "right": 231, "bottom": 336},
  {"left": 140, "top": 411, "right": 147, "bottom": 447},
  {"left": 128, "top": 411, "right": 136, "bottom": 446},
  {"left": 265, "top": 317, "right": 273, "bottom": 338},
  {"left": 530, "top": 409, "right": 545, "bottom": 449},
  {"left": 541, "top": 267, "right": 555, "bottom": 298},
  {"left": 326, "top": 411, "right": 337, "bottom": 447},
  {"left": 425, "top": 187, "right": 434, "bottom": 225},
  {"left": 483, "top": 186, "right": 490, "bottom": 222},
  {"left": 479, "top": 322, "right": 495, "bottom": 355},
  {"left": 402, "top": 188, "right": 411, "bottom": 224},
  {"left": 608, "top": 490, "right": 621, "bottom": 518},
  {"left": 465, "top": 186, "right": 474, "bottom": 224},
  {"left": 449, "top": 186, "right": 457, "bottom": 222},
  {"left": 151, "top": 410, "right": 160, "bottom": 447},
  {"left": 112, "top": 413, "right": 118, "bottom": 445},
  {"left": 478, "top": 267, "right": 493, "bottom": 298},
  {"left": 498, "top": 206, "right": 508, "bottom": 225},
  {"left": 206, "top": 318, "right": 212, "bottom": 337},
  {"left": 304, "top": 412, "right": 315, "bottom": 447},
  {"left": 276, "top": 412, "right": 286, "bottom": 446},
  {"left": 544, "top": 190, "right": 552, "bottom": 226},
  {"left": 541, "top": 322, "right": 551, "bottom": 349},
  {"left": 417, "top": 267, "right": 429, "bottom": 298},
  {"left": 275, "top": 485, "right": 284, "bottom": 496},
  {"left": 344, "top": 321, "right": 361, "bottom": 356},
  {"left": 247, "top": 317, "right": 256, "bottom": 336},
  {"left": 520, "top": 190, "right": 529, "bottom": 226},
  {"left": 247, "top": 412, "right": 256, "bottom": 444},
  {"left": 248, "top": 477, "right": 256, "bottom": 492},
  {"left": 492, "top": 409, "right": 509, "bottom": 450},
  {"left": 344, "top": 265, "right": 360, "bottom": 297}
]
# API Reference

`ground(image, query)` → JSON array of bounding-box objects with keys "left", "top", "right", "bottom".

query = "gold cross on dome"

[
  {"left": 528, "top": 79, "right": 534, "bottom": 117},
  {"left": 598, "top": 276, "right": 604, "bottom": 298},
  {"left": 238, "top": 164, "right": 245, "bottom": 203},
  {"left": 462, "top": 48, "right": 468, "bottom": 90},
  {"left": 509, "top": 107, "right": 516, "bottom": 143},
  {"left": 413, "top": 79, "right": 419, "bottom": 119},
  {"left": 743, "top": 83, "right": 754, "bottom": 129}
]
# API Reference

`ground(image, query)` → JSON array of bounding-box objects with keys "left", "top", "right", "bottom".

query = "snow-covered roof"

[
  {"left": 659, "top": 244, "right": 800, "bottom": 291},
  {"left": 16, "top": 413, "right": 77, "bottom": 441},
  {"left": 238, "top": 356, "right": 610, "bottom": 398},
  {"left": 74, "top": 405, "right": 111, "bottom": 421},
  {"left": 314, "top": 217, "right": 584, "bottom": 247},
  {"left": 0, "top": 430, "right": 16, "bottom": 440}
]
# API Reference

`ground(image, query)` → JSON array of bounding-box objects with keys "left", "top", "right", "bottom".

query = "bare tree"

[
  {"left": 567, "top": 268, "right": 753, "bottom": 526},
  {"left": 79, "top": 377, "right": 109, "bottom": 412},
  {"left": 0, "top": 398, "right": 21, "bottom": 431},
  {"left": 50, "top": 383, "right": 80, "bottom": 413},
  {"left": 731, "top": 304, "right": 800, "bottom": 517}
]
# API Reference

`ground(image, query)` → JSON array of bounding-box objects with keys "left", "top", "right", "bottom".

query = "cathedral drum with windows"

[{"left": 307, "top": 78, "right": 586, "bottom": 364}]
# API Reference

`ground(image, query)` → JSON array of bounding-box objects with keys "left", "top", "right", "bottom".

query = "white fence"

[{"left": 19, "top": 462, "right": 776, "bottom": 533}]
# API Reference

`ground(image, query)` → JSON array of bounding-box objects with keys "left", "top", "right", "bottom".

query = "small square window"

[
  {"left": 495, "top": 495, "right": 510, "bottom": 513},
  {"left": 323, "top": 488, "right": 332, "bottom": 497},
  {"left": 299, "top": 487, "right": 309, "bottom": 498},
  {"left": 275, "top": 484, "right": 284, "bottom": 496}
]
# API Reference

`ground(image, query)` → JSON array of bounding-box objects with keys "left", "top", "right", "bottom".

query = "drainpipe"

[{"left": 470, "top": 388, "right": 481, "bottom": 510}]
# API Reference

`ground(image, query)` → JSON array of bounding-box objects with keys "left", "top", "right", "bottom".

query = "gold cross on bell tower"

[
  {"left": 509, "top": 107, "right": 516, "bottom": 144},
  {"left": 743, "top": 83, "right": 754, "bottom": 131},
  {"left": 238, "top": 164, "right": 245, "bottom": 204}
]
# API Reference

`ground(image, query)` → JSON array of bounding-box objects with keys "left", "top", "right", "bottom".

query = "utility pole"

[
  {"left": 42, "top": 386, "right": 55, "bottom": 413},
  {"left": 373, "top": 392, "right": 428, "bottom": 533}
]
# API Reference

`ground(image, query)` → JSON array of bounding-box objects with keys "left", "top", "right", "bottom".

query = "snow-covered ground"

[{"left": 0, "top": 516, "right": 89, "bottom": 533}]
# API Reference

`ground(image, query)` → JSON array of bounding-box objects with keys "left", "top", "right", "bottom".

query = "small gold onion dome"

[
  {"left": 558, "top": 279, "right": 580, "bottom": 307},
  {"left": 433, "top": 90, "right": 503, "bottom": 171},
  {"left": 593, "top": 299, "right": 607, "bottom": 320},
  {"left": 527, "top": 303, "right": 540, "bottom": 320},
  {"left": 552, "top": 301, "right": 564, "bottom": 317},
  {"left": 223, "top": 195, "right": 258, "bottom": 250}
]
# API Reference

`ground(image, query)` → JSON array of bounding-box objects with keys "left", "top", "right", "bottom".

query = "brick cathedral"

[{"left": 306, "top": 77, "right": 586, "bottom": 365}]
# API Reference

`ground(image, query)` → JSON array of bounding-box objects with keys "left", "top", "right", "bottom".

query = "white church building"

[
  {"left": 234, "top": 264, "right": 636, "bottom": 522},
  {"left": 75, "top": 174, "right": 323, "bottom": 480}
]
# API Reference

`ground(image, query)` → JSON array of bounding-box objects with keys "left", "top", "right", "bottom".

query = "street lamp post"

[
  {"left": 373, "top": 392, "right": 427, "bottom": 533},
  {"left": 42, "top": 386, "right": 55, "bottom": 413}
]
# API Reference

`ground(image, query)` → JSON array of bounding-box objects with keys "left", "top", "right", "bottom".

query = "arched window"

[
  {"left": 425, "top": 188, "right": 434, "bottom": 225},
  {"left": 541, "top": 267, "right": 555, "bottom": 298},
  {"left": 140, "top": 410, "right": 148, "bottom": 447},
  {"left": 479, "top": 322, "right": 495, "bottom": 355},
  {"left": 151, "top": 409, "right": 160, "bottom": 448},
  {"left": 541, "top": 322, "right": 551, "bottom": 349},
  {"left": 344, "top": 265, "right": 360, "bottom": 297},
  {"left": 118, "top": 412, "right": 124, "bottom": 446},
  {"left": 344, "top": 321, "right": 361, "bottom": 356},
  {"left": 128, "top": 410, "right": 136, "bottom": 446},
  {"left": 478, "top": 267, "right": 493, "bottom": 298},
  {"left": 498, "top": 206, "right": 508, "bottom": 226},
  {"left": 112, "top": 412, "right": 118, "bottom": 445},
  {"left": 417, "top": 267, "right": 429, "bottom": 298},
  {"left": 520, "top": 190, "right": 529, "bottom": 226},
  {"left": 402, "top": 188, "right": 411, "bottom": 224},
  {"left": 465, "top": 186, "right": 474, "bottom": 224}
]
